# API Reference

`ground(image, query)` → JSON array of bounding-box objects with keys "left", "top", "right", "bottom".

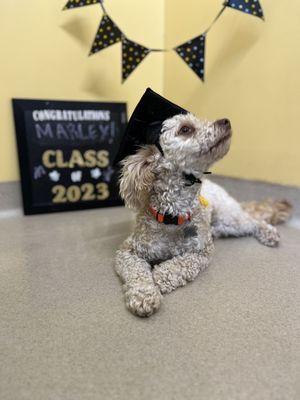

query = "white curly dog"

[{"left": 115, "top": 113, "right": 290, "bottom": 317}]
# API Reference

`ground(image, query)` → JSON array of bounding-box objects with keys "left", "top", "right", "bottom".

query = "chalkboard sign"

[{"left": 12, "top": 99, "right": 127, "bottom": 215}]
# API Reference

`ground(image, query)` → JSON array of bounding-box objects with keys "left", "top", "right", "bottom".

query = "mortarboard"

[{"left": 112, "top": 88, "right": 188, "bottom": 164}]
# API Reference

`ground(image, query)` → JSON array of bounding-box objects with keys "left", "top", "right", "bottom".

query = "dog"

[{"left": 115, "top": 113, "right": 291, "bottom": 317}]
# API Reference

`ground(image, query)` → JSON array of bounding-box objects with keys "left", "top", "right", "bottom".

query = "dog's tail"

[{"left": 241, "top": 199, "right": 292, "bottom": 225}]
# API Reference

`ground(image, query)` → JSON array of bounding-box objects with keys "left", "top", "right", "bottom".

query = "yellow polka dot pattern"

[
  {"left": 63, "top": 0, "right": 99, "bottom": 10},
  {"left": 64, "top": 0, "right": 265, "bottom": 83},
  {"left": 122, "top": 38, "right": 150, "bottom": 82},
  {"left": 226, "top": 0, "right": 264, "bottom": 19},
  {"left": 90, "top": 15, "right": 122, "bottom": 55},
  {"left": 175, "top": 34, "right": 206, "bottom": 81}
]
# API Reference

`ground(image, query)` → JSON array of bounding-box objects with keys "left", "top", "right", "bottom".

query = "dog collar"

[
  {"left": 148, "top": 206, "right": 191, "bottom": 225},
  {"left": 148, "top": 196, "right": 209, "bottom": 225}
]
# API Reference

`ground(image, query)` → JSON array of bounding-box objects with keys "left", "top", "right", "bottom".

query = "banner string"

[
  {"left": 150, "top": 48, "right": 169, "bottom": 53},
  {"left": 64, "top": 0, "right": 264, "bottom": 82},
  {"left": 98, "top": 0, "right": 228, "bottom": 52},
  {"left": 203, "top": 3, "right": 228, "bottom": 35},
  {"left": 99, "top": 0, "right": 107, "bottom": 15}
]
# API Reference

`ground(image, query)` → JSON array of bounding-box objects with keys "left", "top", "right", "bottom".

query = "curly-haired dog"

[{"left": 115, "top": 113, "right": 291, "bottom": 317}]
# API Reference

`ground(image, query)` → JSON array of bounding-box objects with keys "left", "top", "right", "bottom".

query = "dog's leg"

[
  {"left": 115, "top": 249, "right": 162, "bottom": 317},
  {"left": 211, "top": 193, "right": 280, "bottom": 247},
  {"left": 152, "top": 238, "right": 214, "bottom": 294}
]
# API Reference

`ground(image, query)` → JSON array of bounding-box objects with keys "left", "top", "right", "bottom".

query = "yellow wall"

[
  {"left": 0, "top": 0, "right": 165, "bottom": 182},
  {"left": 1, "top": 0, "right": 300, "bottom": 186},
  {"left": 164, "top": 0, "right": 300, "bottom": 186}
]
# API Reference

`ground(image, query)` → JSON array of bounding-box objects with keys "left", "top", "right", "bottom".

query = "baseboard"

[{"left": 0, "top": 181, "right": 22, "bottom": 211}]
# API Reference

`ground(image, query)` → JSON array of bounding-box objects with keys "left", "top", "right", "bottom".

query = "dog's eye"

[{"left": 179, "top": 125, "right": 195, "bottom": 135}]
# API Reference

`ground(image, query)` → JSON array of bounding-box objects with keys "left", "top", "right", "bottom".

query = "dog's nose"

[{"left": 215, "top": 118, "right": 231, "bottom": 128}]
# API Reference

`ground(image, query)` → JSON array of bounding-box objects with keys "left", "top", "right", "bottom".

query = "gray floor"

[{"left": 0, "top": 177, "right": 300, "bottom": 400}]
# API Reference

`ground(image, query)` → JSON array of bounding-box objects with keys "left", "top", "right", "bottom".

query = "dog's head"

[{"left": 119, "top": 113, "right": 232, "bottom": 210}]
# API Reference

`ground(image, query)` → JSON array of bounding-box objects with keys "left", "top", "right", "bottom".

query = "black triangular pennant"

[
  {"left": 122, "top": 38, "right": 150, "bottom": 82},
  {"left": 175, "top": 34, "right": 206, "bottom": 81},
  {"left": 90, "top": 14, "right": 122, "bottom": 55},
  {"left": 63, "top": 0, "right": 100, "bottom": 10},
  {"left": 226, "top": 0, "right": 264, "bottom": 20}
]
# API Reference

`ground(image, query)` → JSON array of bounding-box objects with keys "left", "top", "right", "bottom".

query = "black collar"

[{"left": 148, "top": 206, "right": 191, "bottom": 225}]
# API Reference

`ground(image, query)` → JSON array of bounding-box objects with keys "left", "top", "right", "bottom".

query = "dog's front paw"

[
  {"left": 255, "top": 222, "right": 280, "bottom": 247},
  {"left": 124, "top": 283, "right": 162, "bottom": 317}
]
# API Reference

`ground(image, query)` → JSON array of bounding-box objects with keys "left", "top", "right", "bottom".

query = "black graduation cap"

[{"left": 112, "top": 88, "right": 188, "bottom": 164}]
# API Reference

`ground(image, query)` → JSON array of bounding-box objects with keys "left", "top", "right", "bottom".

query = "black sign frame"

[{"left": 12, "top": 98, "right": 126, "bottom": 215}]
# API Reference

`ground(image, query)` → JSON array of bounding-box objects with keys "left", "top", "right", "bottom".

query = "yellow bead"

[{"left": 199, "top": 195, "right": 209, "bottom": 207}]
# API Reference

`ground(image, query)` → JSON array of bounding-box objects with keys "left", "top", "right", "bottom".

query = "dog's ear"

[{"left": 119, "top": 145, "right": 159, "bottom": 210}]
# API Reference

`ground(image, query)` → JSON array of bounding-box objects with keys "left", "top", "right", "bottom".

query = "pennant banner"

[
  {"left": 122, "top": 38, "right": 150, "bottom": 82},
  {"left": 226, "top": 0, "right": 264, "bottom": 20},
  {"left": 90, "top": 14, "right": 122, "bottom": 55},
  {"left": 63, "top": 0, "right": 100, "bottom": 10},
  {"left": 175, "top": 34, "right": 206, "bottom": 81},
  {"left": 64, "top": 0, "right": 265, "bottom": 83}
]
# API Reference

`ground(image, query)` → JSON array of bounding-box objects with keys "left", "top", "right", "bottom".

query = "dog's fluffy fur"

[{"left": 115, "top": 113, "right": 292, "bottom": 317}]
